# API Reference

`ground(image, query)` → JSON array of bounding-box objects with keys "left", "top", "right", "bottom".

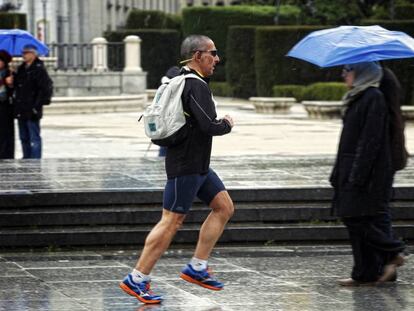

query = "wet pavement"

[
  {"left": 15, "top": 98, "right": 414, "bottom": 159},
  {"left": 0, "top": 245, "right": 413, "bottom": 311},
  {"left": 0, "top": 155, "right": 413, "bottom": 193}
]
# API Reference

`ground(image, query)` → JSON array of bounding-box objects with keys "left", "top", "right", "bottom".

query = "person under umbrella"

[
  {"left": 0, "top": 50, "right": 14, "bottom": 159},
  {"left": 330, "top": 62, "right": 406, "bottom": 286}
]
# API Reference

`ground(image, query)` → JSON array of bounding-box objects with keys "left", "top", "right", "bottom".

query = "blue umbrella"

[
  {"left": 0, "top": 29, "right": 49, "bottom": 56},
  {"left": 287, "top": 25, "right": 414, "bottom": 67}
]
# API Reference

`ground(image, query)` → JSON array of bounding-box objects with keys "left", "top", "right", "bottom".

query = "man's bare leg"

[
  {"left": 135, "top": 209, "right": 186, "bottom": 274},
  {"left": 194, "top": 191, "right": 234, "bottom": 260}
]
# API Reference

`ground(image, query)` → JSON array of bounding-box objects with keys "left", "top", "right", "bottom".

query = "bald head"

[{"left": 181, "top": 35, "right": 212, "bottom": 60}]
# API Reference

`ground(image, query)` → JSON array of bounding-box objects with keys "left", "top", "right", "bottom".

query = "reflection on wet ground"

[
  {"left": 0, "top": 245, "right": 412, "bottom": 311},
  {"left": 0, "top": 156, "right": 413, "bottom": 193}
]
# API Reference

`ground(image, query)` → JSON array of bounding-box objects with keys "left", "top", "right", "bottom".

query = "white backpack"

[{"left": 143, "top": 72, "right": 205, "bottom": 146}]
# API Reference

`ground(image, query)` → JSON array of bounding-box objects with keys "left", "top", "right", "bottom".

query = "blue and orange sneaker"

[
  {"left": 180, "top": 264, "right": 224, "bottom": 291},
  {"left": 119, "top": 274, "right": 163, "bottom": 304}
]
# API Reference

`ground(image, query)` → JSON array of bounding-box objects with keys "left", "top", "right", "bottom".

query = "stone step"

[
  {"left": 2, "top": 186, "right": 414, "bottom": 207},
  {"left": 0, "top": 188, "right": 333, "bottom": 207},
  {"left": 1, "top": 202, "right": 413, "bottom": 227},
  {"left": 0, "top": 222, "right": 413, "bottom": 247}
]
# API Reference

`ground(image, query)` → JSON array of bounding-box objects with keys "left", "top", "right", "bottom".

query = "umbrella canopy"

[
  {"left": 287, "top": 25, "right": 414, "bottom": 67},
  {"left": 0, "top": 29, "right": 49, "bottom": 56}
]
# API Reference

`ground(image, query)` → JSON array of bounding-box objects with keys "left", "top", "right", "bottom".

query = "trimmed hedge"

[
  {"left": 0, "top": 13, "right": 26, "bottom": 29},
  {"left": 362, "top": 20, "right": 414, "bottom": 36},
  {"left": 302, "top": 82, "right": 347, "bottom": 101},
  {"left": 273, "top": 85, "right": 305, "bottom": 102},
  {"left": 226, "top": 26, "right": 257, "bottom": 99},
  {"left": 273, "top": 83, "right": 347, "bottom": 102},
  {"left": 255, "top": 26, "right": 342, "bottom": 96},
  {"left": 395, "top": 4, "right": 414, "bottom": 20},
  {"left": 209, "top": 82, "right": 233, "bottom": 97},
  {"left": 126, "top": 10, "right": 181, "bottom": 30},
  {"left": 182, "top": 6, "right": 276, "bottom": 81},
  {"left": 362, "top": 19, "right": 414, "bottom": 105},
  {"left": 105, "top": 29, "right": 180, "bottom": 89}
]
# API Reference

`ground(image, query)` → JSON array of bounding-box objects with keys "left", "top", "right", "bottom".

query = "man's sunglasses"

[{"left": 194, "top": 50, "right": 218, "bottom": 57}]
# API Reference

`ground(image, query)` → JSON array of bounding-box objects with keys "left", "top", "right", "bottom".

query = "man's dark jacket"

[
  {"left": 13, "top": 58, "right": 53, "bottom": 120},
  {"left": 330, "top": 87, "right": 393, "bottom": 217},
  {"left": 165, "top": 69, "right": 232, "bottom": 179}
]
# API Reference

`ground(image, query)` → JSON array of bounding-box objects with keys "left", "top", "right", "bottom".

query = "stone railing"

[
  {"left": 10, "top": 57, "right": 58, "bottom": 71},
  {"left": 302, "top": 102, "right": 414, "bottom": 121},
  {"left": 45, "top": 94, "right": 147, "bottom": 115},
  {"left": 249, "top": 97, "right": 296, "bottom": 113},
  {"left": 402, "top": 106, "right": 414, "bottom": 121},
  {"left": 302, "top": 101, "right": 343, "bottom": 119}
]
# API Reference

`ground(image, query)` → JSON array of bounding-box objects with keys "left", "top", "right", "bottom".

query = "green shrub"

[
  {"left": 226, "top": 26, "right": 257, "bottom": 99},
  {"left": 255, "top": 26, "right": 342, "bottom": 96},
  {"left": 182, "top": 6, "right": 276, "bottom": 81},
  {"left": 395, "top": 4, "right": 414, "bottom": 20},
  {"left": 105, "top": 29, "right": 180, "bottom": 89},
  {"left": 273, "top": 85, "right": 305, "bottom": 102},
  {"left": 0, "top": 13, "right": 26, "bottom": 29},
  {"left": 301, "top": 82, "right": 347, "bottom": 101},
  {"left": 126, "top": 10, "right": 181, "bottom": 30},
  {"left": 209, "top": 82, "right": 233, "bottom": 97},
  {"left": 297, "top": 1, "right": 364, "bottom": 25}
]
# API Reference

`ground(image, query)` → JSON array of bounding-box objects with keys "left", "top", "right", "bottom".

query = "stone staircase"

[{"left": 1, "top": 187, "right": 413, "bottom": 247}]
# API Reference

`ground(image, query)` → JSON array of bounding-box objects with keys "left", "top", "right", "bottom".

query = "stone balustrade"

[
  {"left": 249, "top": 97, "right": 296, "bottom": 113},
  {"left": 303, "top": 102, "right": 414, "bottom": 121},
  {"left": 402, "top": 106, "right": 414, "bottom": 121},
  {"left": 146, "top": 89, "right": 157, "bottom": 102},
  {"left": 10, "top": 57, "right": 57, "bottom": 71},
  {"left": 44, "top": 94, "right": 147, "bottom": 114},
  {"left": 302, "top": 101, "right": 343, "bottom": 119}
]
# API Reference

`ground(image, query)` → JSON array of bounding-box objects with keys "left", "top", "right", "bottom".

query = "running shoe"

[
  {"left": 119, "top": 274, "right": 163, "bottom": 304},
  {"left": 180, "top": 264, "right": 223, "bottom": 291}
]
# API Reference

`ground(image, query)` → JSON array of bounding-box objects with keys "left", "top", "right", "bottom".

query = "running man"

[{"left": 120, "top": 35, "right": 235, "bottom": 304}]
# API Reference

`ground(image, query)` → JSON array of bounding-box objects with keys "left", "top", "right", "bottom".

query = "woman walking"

[{"left": 330, "top": 61, "right": 406, "bottom": 286}]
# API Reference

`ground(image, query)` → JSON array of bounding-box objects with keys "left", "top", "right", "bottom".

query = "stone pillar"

[
  {"left": 91, "top": 37, "right": 108, "bottom": 72},
  {"left": 122, "top": 35, "right": 146, "bottom": 94},
  {"left": 123, "top": 35, "right": 142, "bottom": 73}
]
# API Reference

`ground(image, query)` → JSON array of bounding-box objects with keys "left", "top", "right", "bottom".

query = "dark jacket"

[
  {"left": 330, "top": 87, "right": 393, "bottom": 217},
  {"left": 165, "top": 69, "right": 232, "bottom": 179},
  {"left": 13, "top": 58, "right": 53, "bottom": 120},
  {"left": 0, "top": 68, "right": 15, "bottom": 159},
  {"left": 0, "top": 68, "right": 13, "bottom": 102}
]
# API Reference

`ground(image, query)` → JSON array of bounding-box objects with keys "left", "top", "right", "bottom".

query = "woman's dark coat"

[
  {"left": 0, "top": 68, "right": 14, "bottom": 159},
  {"left": 330, "top": 87, "right": 393, "bottom": 217}
]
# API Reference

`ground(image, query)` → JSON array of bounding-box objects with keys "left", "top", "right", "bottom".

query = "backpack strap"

[{"left": 184, "top": 73, "right": 207, "bottom": 84}]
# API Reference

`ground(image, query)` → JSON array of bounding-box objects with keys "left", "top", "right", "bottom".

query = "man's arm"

[{"left": 188, "top": 81, "right": 232, "bottom": 136}]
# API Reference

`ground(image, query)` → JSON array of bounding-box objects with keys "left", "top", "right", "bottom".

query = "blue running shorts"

[{"left": 163, "top": 169, "right": 226, "bottom": 214}]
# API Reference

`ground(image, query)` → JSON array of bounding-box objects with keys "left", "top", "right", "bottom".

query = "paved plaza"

[
  {"left": 0, "top": 245, "right": 413, "bottom": 311},
  {"left": 1, "top": 98, "right": 413, "bottom": 310},
  {"left": 24, "top": 98, "right": 414, "bottom": 159}
]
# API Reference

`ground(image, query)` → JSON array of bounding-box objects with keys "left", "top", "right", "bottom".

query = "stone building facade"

[{"left": 3, "top": 0, "right": 239, "bottom": 44}]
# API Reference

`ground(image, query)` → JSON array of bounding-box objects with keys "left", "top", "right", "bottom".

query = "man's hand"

[{"left": 223, "top": 115, "right": 234, "bottom": 128}]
